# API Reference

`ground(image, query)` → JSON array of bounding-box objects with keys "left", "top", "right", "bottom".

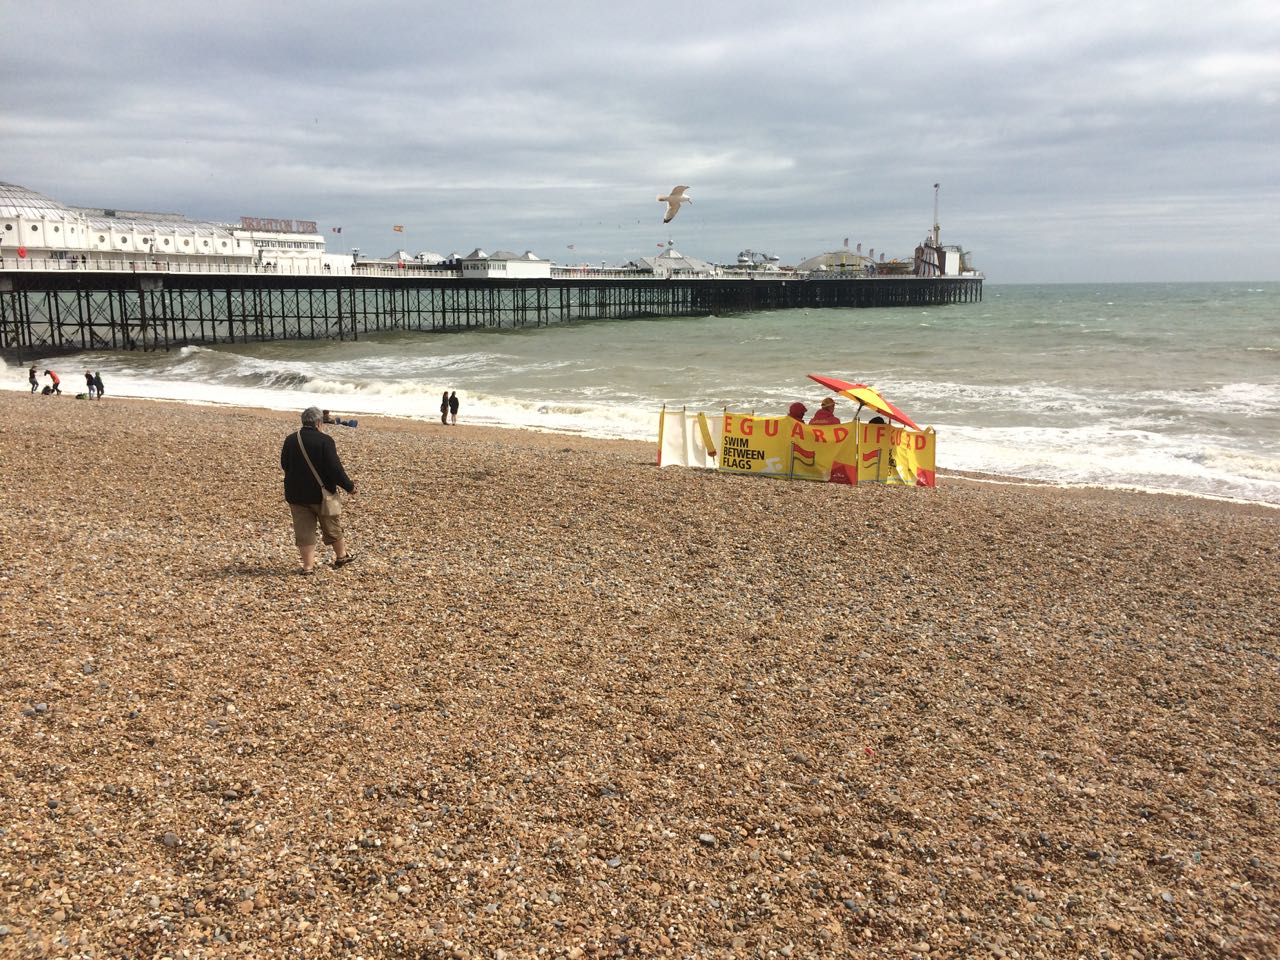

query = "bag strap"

[{"left": 295, "top": 431, "right": 327, "bottom": 491}]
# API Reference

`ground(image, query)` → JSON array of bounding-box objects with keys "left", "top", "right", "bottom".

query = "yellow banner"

[
  {"left": 857, "top": 422, "right": 937, "bottom": 487},
  {"left": 718, "top": 414, "right": 858, "bottom": 484}
]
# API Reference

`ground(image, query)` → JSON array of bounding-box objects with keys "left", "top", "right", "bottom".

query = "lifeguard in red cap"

[{"left": 809, "top": 396, "right": 841, "bottom": 426}]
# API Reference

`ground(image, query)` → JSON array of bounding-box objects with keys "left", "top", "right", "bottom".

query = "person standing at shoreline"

[
  {"left": 85, "top": 371, "right": 97, "bottom": 399},
  {"left": 93, "top": 372, "right": 104, "bottom": 399},
  {"left": 280, "top": 406, "right": 357, "bottom": 575},
  {"left": 440, "top": 390, "right": 450, "bottom": 425},
  {"left": 28, "top": 365, "right": 38, "bottom": 393},
  {"left": 448, "top": 390, "right": 459, "bottom": 425}
]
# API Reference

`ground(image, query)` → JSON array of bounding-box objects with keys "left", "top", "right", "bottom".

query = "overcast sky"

[{"left": 4, "top": 1, "right": 1278, "bottom": 282}]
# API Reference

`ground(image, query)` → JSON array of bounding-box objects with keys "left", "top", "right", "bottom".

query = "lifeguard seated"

[{"left": 808, "top": 397, "right": 840, "bottom": 425}]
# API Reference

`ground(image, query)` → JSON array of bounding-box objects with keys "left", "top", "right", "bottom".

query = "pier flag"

[
  {"left": 392, "top": 225, "right": 405, "bottom": 233},
  {"left": 331, "top": 226, "right": 342, "bottom": 234}
]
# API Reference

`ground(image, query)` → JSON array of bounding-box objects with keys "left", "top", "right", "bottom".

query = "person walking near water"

[
  {"left": 440, "top": 390, "right": 450, "bottom": 425},
  {"left": 280, "top": 406, "right": 357, "bottom": 575},
  {"left": 44, "top": 370, "right": 61, "bottom": 395},
  {"left": 92, "top": 371, "right": 104, "bottom": 399},
  {"left": 28, "top": 365, "right": 38, "bottom": 393},
  {"left": 448, "top": 390, "right": 459, "bottom": 425},
  {"left": 85, "top": 371, "right": 97, "bottom": 399}
]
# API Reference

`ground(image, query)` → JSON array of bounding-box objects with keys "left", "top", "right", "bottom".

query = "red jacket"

[{"left": 808, "top": 408, "right": 840, "bottom": 425}]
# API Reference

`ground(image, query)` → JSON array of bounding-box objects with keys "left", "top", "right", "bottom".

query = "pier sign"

[{"left": 239, "top": 217, "right": 318, "bottom": 234}]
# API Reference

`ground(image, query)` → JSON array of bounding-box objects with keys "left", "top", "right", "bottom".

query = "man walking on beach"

[{"left": 280, "top": 406, "right": 357, "bottom": 575}]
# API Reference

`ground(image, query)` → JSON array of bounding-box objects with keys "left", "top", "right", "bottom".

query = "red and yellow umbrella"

[{"left": 807, "top": 374, "right": 922, "bottom": 431}]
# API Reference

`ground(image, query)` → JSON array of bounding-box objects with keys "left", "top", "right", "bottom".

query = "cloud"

[{"left": 2, "top": 0, "right": 1278, "bottom": 280}]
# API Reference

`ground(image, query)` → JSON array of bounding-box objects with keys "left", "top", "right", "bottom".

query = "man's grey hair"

[{"left": 301, "top": 406, "right": 323, "bottom": 426}]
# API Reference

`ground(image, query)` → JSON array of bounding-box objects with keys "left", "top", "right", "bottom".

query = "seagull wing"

[{"left": 668, "top": 185, "right": 689, "bottom": 198}]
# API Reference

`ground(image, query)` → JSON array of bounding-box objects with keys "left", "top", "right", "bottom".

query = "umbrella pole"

[{"left": 853, "top": 403, "right": 864, "bottom": 484}]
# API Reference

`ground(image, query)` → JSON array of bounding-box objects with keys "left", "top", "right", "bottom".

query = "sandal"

[
  {"left": 334, "top": 554, "right": 357, "bottom": 569},
  {"left": 296, "top": 568, "right": 315, "bottom": 576}
]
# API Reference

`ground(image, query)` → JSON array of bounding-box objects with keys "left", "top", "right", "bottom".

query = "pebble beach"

[{"left": 1, "top": 391, "right": 1277, "bottom": 959}]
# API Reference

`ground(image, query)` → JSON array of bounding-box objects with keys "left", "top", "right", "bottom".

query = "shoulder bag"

[{"left": 296, "top": 431, "right": 343, "bottom": 516}]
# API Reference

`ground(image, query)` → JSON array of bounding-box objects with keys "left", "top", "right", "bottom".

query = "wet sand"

[{"left": 1, "top": 392, "right": 1276, "bottom": 958}]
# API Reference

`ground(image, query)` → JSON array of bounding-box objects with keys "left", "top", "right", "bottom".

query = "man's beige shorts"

[{"left": 289, "top": 503, "right": 344, "bottom": 547}]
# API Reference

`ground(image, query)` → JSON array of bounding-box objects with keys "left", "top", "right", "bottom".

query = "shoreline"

[
  {"left": 6, "top": 383, "right": 1278, "bottom": 513},
  {"left": 2, "top": 390, "right": 1277, "bottom": 956}
]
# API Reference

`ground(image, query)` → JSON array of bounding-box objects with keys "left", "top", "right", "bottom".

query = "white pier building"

[{"left": 0, "top": 181, "right": 347, "bottom": 274}]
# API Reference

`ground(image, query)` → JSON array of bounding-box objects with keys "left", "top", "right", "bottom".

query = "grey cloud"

[{"left": 3, "top": 1, "right": 1278, "bottom": 279}]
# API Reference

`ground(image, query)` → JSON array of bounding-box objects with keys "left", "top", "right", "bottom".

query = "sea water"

[{"left": 6, "top": 282, "right": 1279, "bottom": 504}]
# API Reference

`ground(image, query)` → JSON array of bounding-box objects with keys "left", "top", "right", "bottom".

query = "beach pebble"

[{"left": 0, "top": 394, "right": 1275, "bottom": 960}]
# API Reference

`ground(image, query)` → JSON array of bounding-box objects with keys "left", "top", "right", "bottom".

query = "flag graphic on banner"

[
  {"left": 392, "top": 225, "right": 405, "bottom": 233},
  {"left": 791, "top": 442, "right": 816, "bottom": 467}
]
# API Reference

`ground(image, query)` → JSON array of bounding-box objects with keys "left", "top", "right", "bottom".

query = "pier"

[{"left": 0, "top": 268, "right": 982, "bottom": 356}]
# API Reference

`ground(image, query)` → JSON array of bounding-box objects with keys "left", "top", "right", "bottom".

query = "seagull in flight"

[{"left": 658, "top": 185, "right": 691, "bottom": 223}]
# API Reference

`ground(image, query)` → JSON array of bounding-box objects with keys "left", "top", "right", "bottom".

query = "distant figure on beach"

[
  {"left": 44, "top": 370, "right": 61, "bottom": 395},
  {"left": 809, "top": 397, "right": 840, "bottom": 426},
  {"left": 448, "top": 390, "right": 459, "bottom": 425},
  {"left": 28, "top": 365, "right": 38, "bottom": 393},
  {"left": 440, "top": 391, "right": 450, "bottom": 425},
  {"left": 85, "top": 371, "right": 97, "bottom": 399},
  {"left": 322, "top": 410, "right": 357, "bottom": 427},
  {"left": 280, "top": 406, "right": 356, "bottom": 576},
  {"left": 93, "top": 372, "right": 104, "bottom": 399},
  {"left": 787, "top": 401, "right": 807, "bottom": 422}
]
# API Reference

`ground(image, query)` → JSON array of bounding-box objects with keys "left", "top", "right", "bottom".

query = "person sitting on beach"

[
  {"left": 280, "top": 406, "right": 357, "bottom": 575},
  {"left": 808, "top": 397, "right": 840, "bottom": 425},
  {"left": 44, "top": 370, "right": 61, "bottom": 395},
  {"left": 787, "top": 401, "right": 807, "bottom": 422},
  {"left": 85, "top": 371, "right": 97, "bottom": 399}
]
